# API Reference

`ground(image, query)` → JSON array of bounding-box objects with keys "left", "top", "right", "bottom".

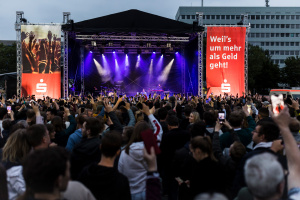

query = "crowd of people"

[{"left": 0, "top": 92, "right": 300, "bottom": 200}]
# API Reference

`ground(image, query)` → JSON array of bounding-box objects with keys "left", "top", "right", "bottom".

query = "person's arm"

[
  {"left": 142, "top": 103, "right": 163, "bottom": 145},
  {"left": 105, "top": 101, "right": 123, "bottom": 131},
  {"left": 112, "top": 96, "right": 124, "bottom": 111},
  {"left": 64, "top": 107, "right": 77, "bottom": 135},
  {"left": 271, "top": 106, "right": 300, "bottom": 190},
  {"left": 125, "top": 102, "right": 135, "bottom": 126},
  {"left": 144, "top": 147, "right": 161, "bottom": 200},
  {"left": 32, "top": 103, "right": 43, "bottom": 124},
  {"left": 212, "top": 121, "right": 226, "bottom": 162},
  {"left": 243, "top": 105, "right": 256, "bottom": 130}
]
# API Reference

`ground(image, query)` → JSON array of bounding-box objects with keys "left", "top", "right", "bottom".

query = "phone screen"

[
  {"left": 218, "top": 112, "right": 225, "bottom": 123},
  {"left": 247, "top": 105, "right": 251, "bottom": 113},
  {"left": 7, "top": 106, "right": 11, "bottom": 114},
  {"left": 271, "top": 94, "right": 284, "bottom": 116}
]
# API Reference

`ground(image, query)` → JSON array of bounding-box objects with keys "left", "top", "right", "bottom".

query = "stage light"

[
  {"left": 91, "top": 41, "right": 96, "bottom": 46},
  {"left": 90, "top": 51, "right": 93, "bottom": 53},
  {"left": 113, "top": 49, "right": 116, "bottom": 53},
  {"left": 137, "top": 48, "right": 142, "bottom": 55},
  {"left": 176, "top": 52, "right": 179, "bottom": 54},
  {"left": 121, "top": 41, "right": 125, "bottom": 47},
  {"left": 166, "top": 42, "right": 171, "bottom": 48},
  {"left": 108, "top": 41, "right": 113, "bottom": 47},
  {"left": 124, "top": 48, "right": 129, "bottom": 55},
  {"left": 158, "top": 59, "right": 174, "bottom": 83},
  {"left": 153, "top": 50, "right": 156, "bottom": 54}
]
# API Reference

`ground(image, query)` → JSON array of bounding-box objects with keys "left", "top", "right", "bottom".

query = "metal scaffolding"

[
  {"left": 15, "top": 11, "right": 25, "bottom": 98},
  {"left": 62, "top": 12, "right": 71, "bottom": 98},
  {"left": 80, "top": 46, "right": 85, "bottom": 95},
  {"left": 197, "top": 12, "right": 204, "bottom": 97}
]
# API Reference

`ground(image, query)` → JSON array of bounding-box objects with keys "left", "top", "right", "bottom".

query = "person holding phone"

[{"left": 118, "top": 103, "right": 162, "bottom": 199}]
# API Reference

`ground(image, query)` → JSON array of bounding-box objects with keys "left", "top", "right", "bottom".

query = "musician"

[{"left": 141, "top": 89, "right": 147, "bottom": 96}]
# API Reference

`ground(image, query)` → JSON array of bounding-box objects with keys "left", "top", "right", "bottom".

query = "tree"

[
  {"left": 248, "top": 44, "right": 281, "bottom": 94},
  {"left": 281, "top": 56, "right": 300, "bottom": 87},
  {"left": 0, "top": 42, "right": 17, "bottom": 73}
]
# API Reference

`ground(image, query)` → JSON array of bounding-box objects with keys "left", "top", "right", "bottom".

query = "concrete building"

[{"left": 176, "top": 7, "right": 300, "bottom": 67}]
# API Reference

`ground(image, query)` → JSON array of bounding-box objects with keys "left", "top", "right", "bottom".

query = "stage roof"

[{"left": 62, "top": 9, "right": 197, "bottom": 36}]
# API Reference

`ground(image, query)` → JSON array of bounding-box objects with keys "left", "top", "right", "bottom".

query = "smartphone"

[
  {"left": 218, "top": 112, "right": 225, "bottom": 123},
  {"left": 7, "top": 106, "right": 11, "bottom": 114},
  {"left": 141, "top": 129, "right": 161, "bottom": 155},
  {"left": 271, "top": 94, "right": 284, "bottom": 116},
  {"left": 247, "top": 104, "right": 251, "bottom": 113}
]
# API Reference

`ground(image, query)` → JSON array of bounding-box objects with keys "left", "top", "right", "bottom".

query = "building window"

[
  {"left": 271, "top": 42, "right": 274, "bottom": 46},
  {"left": 286, "top": 42, "right": 290, "bottom": 46},
  {"left": 251, "top": 24, "right": 255, "bottom": 28},
  {"left": 211, "top": 15, "right": 215, "bottom": 19},
  {"left": 275, "top": 24, "right": 279, "bottom": 28},
  {"left": 266, "top": 15, "right": 270, "bottom": 19},
  {"left": 266, "top": 33, "right": 270, "bottom": 38},
  {"left": 231, "top": 15, "right": 235, "bottom": 19},
  {"left": 271, "top": 24, "right": 275, "bottom": 28},
  {"left": 286, "top": 15, "right": 290, "bottom": 20},
  {"left": 286, "top": 33, "right": 290, "bottom": 37},
  {"left": 281, "top": 24, "right": 285, "bottom": 28},
  {"left": 216, "top": 15, "right": 220, "bottom": 19},
  {"left": 275, "top": 51, "right": 279, "bottom": 55},
  {"left": 276, "top": 15, "right": 280, "bottom": 20},
  {"left": 281, "top": 33, "right": 285, "bottom": 37},
  {"left": 271, "top": 15, "right": 275, "bottom": 19},
  {"left": 296, "top": 42, "right": 300, "bottom": 46},
  {"left": 181, "top": 15, "right": 185, "bottom": 19},
  {"left": 281, "top": 15, "right": 285, "bottom": 19},
  {"left": 276, "top": 42, "right": 279, "bottom": 46},
  {"left": 280, "top": 51, "right": 284, "bottom": 55},
  {"left": 261, "top": 24, "right": 265, "bottom": 28},
  {"left": 192, "top": 15, "right": 195, "bottom": 19},
  {"left": 266, "top": 24, "right": 270, "bottom": 28},
  {"left": 291, "top": 15, "right": 295, "bottom": 20},
  {"left": 266, "top": 42, "right": 270, "bottom": 46},
  {"left": 256, "top": 24, "right": 260, "bottom": 28},
  {"left": 261, "top": 42, "right": 265, "bottom": 46},
  {"left": 187, "top": 15, "right": 190, "bottom": 19},
  {"left": 261, "top": 33, "right": 265, "bottom": 37},
  {"left": 261, "top": 15, "right": 265, "bottom": 19},
  {"left": 286, "top": 24, "right": 290, "bottom": 28},
  {"left": 285, "top": 51, "right": 290, "bottom": 55},
  {"left": 256, "top": 33, "right": 260, "bottom": 37},
  {"left": 226, "top": 15, "right": 230, "bottom": 19},
  {"left": 297, "top": 15, "right": 300, "bottom": 20},
  {"left": 291, "top": 51, "right": 295, "bottom": 55},
  {"left": 281, "top": 42, "right": 284, "bottom": 46},
  {"left": 206, "top": 15, "right": 210, "bottom": 19},
  {"left": 296, "top": 51, "right": 300, "bottom": 56},
  {"left": 296, "top": 24, "right": 300, "bottom": 29},
  {"left": 291, "top": 42, "right": 295, "bottom": 46},
  {"left": 276, "top": 33, "right": 280, "bottom": 37},
  {"left": 251, "top": 15, "right": 255, "bottom": 20},
  {"left": 256, "top": 15, "right": 260, "bottom": 19},
  {"left": 291, "top": 24, "right": 295, "bottom": 29}
]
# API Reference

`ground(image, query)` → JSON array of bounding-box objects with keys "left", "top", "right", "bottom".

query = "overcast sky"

[{"left": 1, "top": 0, "right": 300, "bottom": 40}]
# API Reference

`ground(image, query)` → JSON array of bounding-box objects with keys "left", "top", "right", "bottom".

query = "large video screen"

[{"left": 21, "top": 25, "right": 61, "bottom": 99}]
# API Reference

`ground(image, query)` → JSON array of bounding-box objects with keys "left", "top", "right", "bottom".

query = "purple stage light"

[
  {"left": 90, "top": 51, "right": 93, "bottom": 53},
  {"left": 113, "top": 51, "right": 116, "bottom": 54},
  {"left": 176, "top": 52, "right": 179, "bottom": 54}
]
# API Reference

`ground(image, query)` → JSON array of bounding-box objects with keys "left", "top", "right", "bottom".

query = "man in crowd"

[{"left": 78, "top": 131, "right": 131, "bottom": 200}]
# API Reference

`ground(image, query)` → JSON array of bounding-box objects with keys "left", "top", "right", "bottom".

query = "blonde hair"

[
  {"left": 2, "top": 129, "right": 31, "bottom": 163},
  {"left": 191, "top": 111, "right": 201, "bottom": 123}
]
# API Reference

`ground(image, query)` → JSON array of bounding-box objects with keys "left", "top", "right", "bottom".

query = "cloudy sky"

[{"left": 1, "top": 0, "right": 300, "bottom": 40}]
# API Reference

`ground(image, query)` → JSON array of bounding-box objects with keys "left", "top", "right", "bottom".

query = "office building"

[{"left": 176, "top": 7, "right": 300, "bottom": 67}]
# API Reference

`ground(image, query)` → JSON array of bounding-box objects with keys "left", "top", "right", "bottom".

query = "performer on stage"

[{"left": 141, "top": 89, "right": 147, "bottom": 96}]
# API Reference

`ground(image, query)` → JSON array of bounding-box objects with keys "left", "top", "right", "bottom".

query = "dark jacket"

[
  {"left": 54, "top": 115, "right": 77, "bottom": 147},
  {"left": 220, "top": 116, "right": 256, "bottom": 149},
  {"left": 70, "top": 137, "right": 101, "bottom": 180},
  {"left": 78, "top": 163, "right": 131, "bottom": 200},
  {"left": 180, "top": 156, "right": 226, "bottom": 200}
]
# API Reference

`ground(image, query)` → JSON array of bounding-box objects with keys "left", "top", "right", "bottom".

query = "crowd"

[{"left": 0, "top": 92, "right": 300, "bottom": 200}]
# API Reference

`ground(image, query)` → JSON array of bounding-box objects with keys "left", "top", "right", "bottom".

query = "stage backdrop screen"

[
  {"left": 206, "top": 26, "right": 246, "bottom": 96},
  {"left": 21, "top": 25, "right": 61, "bottom": 99}
]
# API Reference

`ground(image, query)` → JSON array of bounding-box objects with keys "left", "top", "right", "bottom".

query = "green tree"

[
  {"left": 281, "top": 56, "right": 300, "bottom": 87},
  {"left": 0, "top": 42, "right": 17, "bottom": 73},
  {"left": 248, "top": 44, "right": 280, "bottom": 94}
]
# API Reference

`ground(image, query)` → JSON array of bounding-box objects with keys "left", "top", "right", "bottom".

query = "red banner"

[
  {"left": 206, "top": 27, "right": 246, "bottom": 97},
  {"left": 22, "top": 73, "right": 61, "bottom": 99},
  {"left": 21, "top": 25, "right": 61, "bottom": 99}
]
